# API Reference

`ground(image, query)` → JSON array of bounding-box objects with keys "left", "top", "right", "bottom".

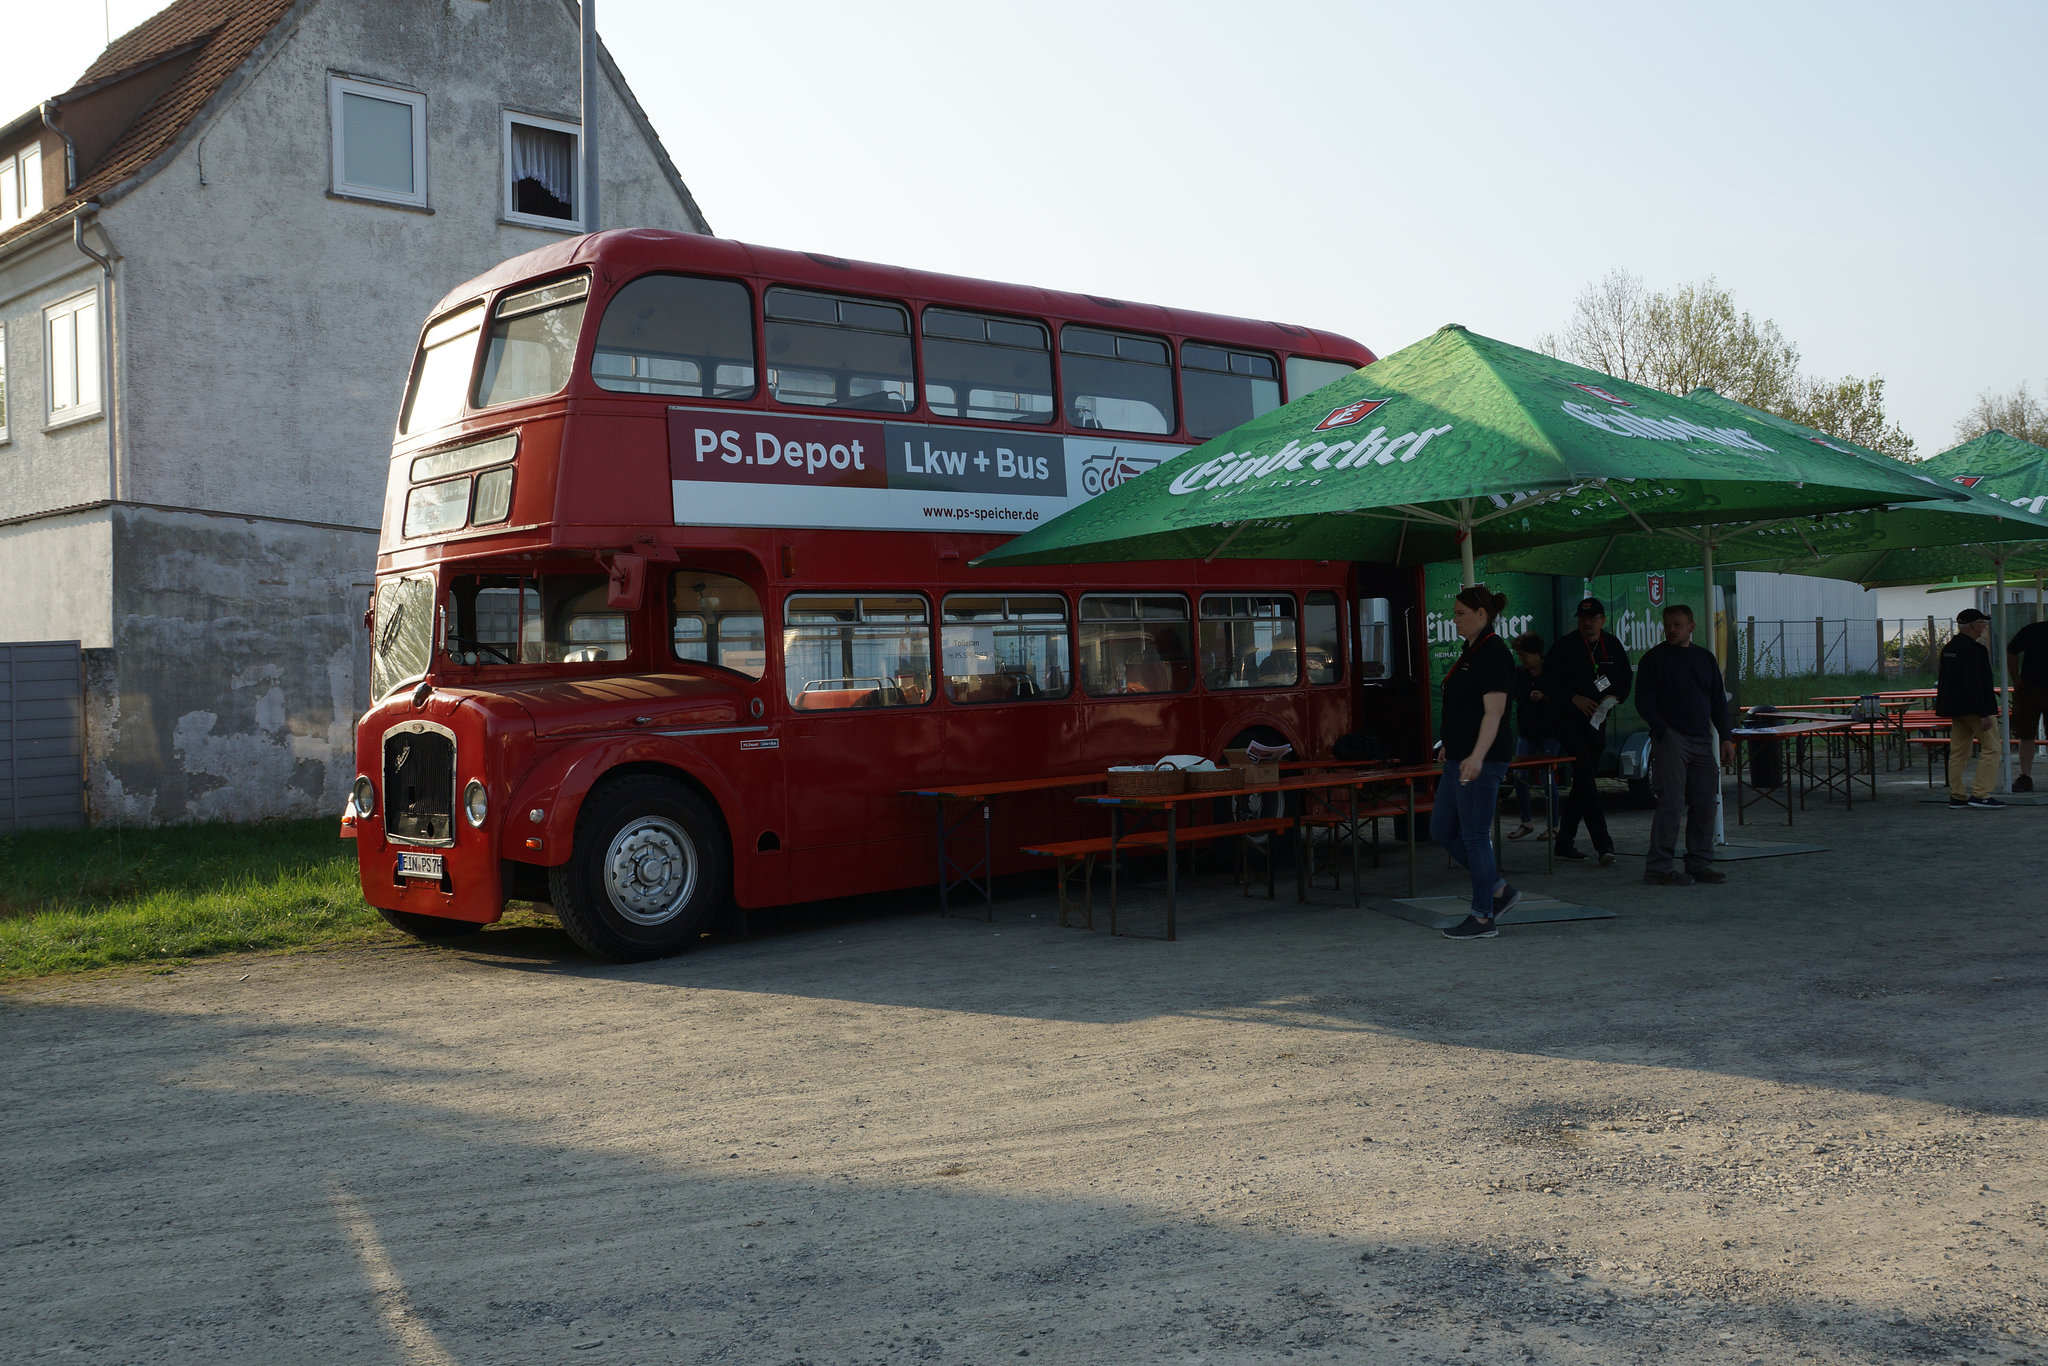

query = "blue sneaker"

[{"left": 1443, "top": 916, "right": 1499, "bottom": 940}]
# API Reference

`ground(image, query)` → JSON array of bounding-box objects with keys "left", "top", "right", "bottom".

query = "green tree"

[
  {"left": 1953, "top": 380, "right": 2048, "bottom": 447},
  {"left": 1540, "top": 272, "right": 1916, "bottom": 458}
]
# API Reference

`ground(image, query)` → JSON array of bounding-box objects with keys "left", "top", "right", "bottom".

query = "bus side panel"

[
  {"left": 502, "top": 734, "right": 783, "bottom": 908},
  {"left": 780, "top": 708, "right": 945, "bottom": 904}
]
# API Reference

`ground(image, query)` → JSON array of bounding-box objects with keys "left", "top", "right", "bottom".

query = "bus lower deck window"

[
  {"left": 1078, "top": 594, "right": 1191, "bottom": 696},
  {"left": 784, "top": 594, "right": 931, "bottom": 709},
  {"left": 1200, "top": 595, "right": 1299, "bottom": 689},
  {"left": 941, "top": 595, "right": 1070, "bottom": 703},
  {"left": 444, "top": 573, "right": 629, "bottom": 667},
  {"left": 1304, "top": 590, "right": 1342, "bottom": 685},
  {"left": 671, "top": 572, "right": 766, "bottom": 679}
]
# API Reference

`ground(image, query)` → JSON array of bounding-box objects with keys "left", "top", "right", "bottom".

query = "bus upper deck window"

[
  {"left": 921, "top": 310, "right": 1054, "bottom": 424},
  {"left": 475, "top": 275, "right": 591, "bottom": 409},
  {"left": 1199, "top": 594, "right": 1299, "bottom": 690},
  {"left": 399, "top": 304, "right": 483, "bottom": 435},
  {"left": 1183, "top": 343, "right": 1280, "bottom": 440},
  {"left": 1284, "top": 355, "right": 1359, "bottom": 403},
  {"left": 764, "top": 288, "right": 915, "bottom": 414},
  {"left": 1061, "top": 327, "right": 1174, "bottom": 435},
  {"left": 593, "top": 275, "right": 757, "bottom": 398}
]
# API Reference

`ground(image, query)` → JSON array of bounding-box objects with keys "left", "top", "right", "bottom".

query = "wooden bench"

[{"left": 1021, "top": 817, "right": 1294, "bottom": 929}]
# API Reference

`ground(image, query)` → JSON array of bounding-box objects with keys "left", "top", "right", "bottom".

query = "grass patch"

[
  {"left": 1735, "top": 671, "right": 1937, "bottom": 710},
  {"left": 0, "top": 819, "right": 387, "bottom": 981}
]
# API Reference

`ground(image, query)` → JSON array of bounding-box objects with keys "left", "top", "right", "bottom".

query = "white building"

[{"left": 0, "top": 0, "right": 708, "bottom": 823}]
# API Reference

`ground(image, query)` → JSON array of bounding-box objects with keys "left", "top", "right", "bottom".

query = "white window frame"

[
  {"left": 0, "top": 321, "right": 10, "bottom": 443},
  {"left": 44, "top": 289, "right": 103, "bottom": 427},
  {"left": 501, "top": 110, "right": 583, "bottom": 232},
  {"left": 328, "top": 75, "right": 428, "bottom": 208}
]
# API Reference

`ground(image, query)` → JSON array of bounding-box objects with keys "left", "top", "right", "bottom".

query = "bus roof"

[{"left": 430, "top": 229, "right": 1374, "bottom": 364}]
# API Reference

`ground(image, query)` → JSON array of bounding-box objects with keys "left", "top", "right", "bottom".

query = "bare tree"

[
  {"left": 1953, "top": 381, "right": 2048, "bottom": 447},
  {"left": 1543, "top": 270, "right": 1918, "bottom": 458},
  {"left": 1783, "top": 375, "right": 1916, "bottom": 461},
  {"left": 1538, "top": 269, "right": 1653, "bottom": 384}
]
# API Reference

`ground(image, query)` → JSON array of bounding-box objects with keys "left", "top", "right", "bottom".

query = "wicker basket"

[
  {"left": 1107, "top": 767, "right": 1187, "bottom": 797},
  {"left": 1185, "top": 767, "right": 1240, "bottom": 792},
  {"left": 1223, "top": 750, "right": 1280, "bottom": 785}
]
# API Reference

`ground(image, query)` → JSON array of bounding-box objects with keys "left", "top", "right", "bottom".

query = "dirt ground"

[{"left": 6, "top": 771, "right": 2047, "bottom": 1366}]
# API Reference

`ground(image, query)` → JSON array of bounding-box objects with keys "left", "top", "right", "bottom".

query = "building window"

[
  {"left": 503, "top": 112, "right": 581, "bottom": 229},
  {"left": 0, "top": 143, "right": 44, "bottom": 229},
  {"left": 44, "top": 290, "right": 101, "bottom": 424},
  {"left": 329, "top": 76, "right": 427, "bottom": 207}
]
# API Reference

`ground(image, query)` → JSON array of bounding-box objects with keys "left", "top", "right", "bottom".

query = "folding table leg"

[
  {"left": 1349, "top": 785, "right": 1361, "bottom": 908},
  {"left": 1165, "top": 806, "right": 1177, "bottom": 942},
  {"left": 1406, "top": 781, "right": 1419, "bottom": 898}
]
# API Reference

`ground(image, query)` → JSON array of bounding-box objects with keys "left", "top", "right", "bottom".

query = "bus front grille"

[{"left": 384, "top": 728, "right": 455, "bottom": 843}]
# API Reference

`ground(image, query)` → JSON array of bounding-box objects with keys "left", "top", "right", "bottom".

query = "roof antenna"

[{"left": 105, "top": 0, "right": 112, "bottom": 47}]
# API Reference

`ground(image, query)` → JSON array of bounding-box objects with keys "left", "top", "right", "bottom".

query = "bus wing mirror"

[{"left": 604, "top": 554, "right": 646, "bottom": 610}]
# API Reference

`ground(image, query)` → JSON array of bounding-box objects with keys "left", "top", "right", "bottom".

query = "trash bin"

[{"left": 1746, "top": 706, "right": 1783, "bottom": 790}]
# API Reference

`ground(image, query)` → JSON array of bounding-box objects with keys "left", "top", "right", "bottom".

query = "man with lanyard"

[
  {"left": 1543, "top": 597, "right": 1633, "bottom": 865},
  {"left": 2006, "top": 612, "right": 2048, "bottom": 792}
]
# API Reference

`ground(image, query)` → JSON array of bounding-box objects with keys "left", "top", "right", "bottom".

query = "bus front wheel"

[{"left": 548, "top": 776, "right": 730, "bottom": 961}]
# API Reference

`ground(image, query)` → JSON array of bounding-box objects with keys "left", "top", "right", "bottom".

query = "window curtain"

[{"left": 511, "top": 124, "right": 575, "bottom": 207}]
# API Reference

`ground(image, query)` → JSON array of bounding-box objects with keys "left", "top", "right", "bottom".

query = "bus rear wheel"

[
  {"left": 548, "top": 776, "right": 730, "bottom": 962},
  {"left": 377, "top": 907, "right": 485, "bottom": 939}
]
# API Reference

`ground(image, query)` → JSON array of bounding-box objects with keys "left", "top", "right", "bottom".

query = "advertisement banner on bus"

[{"left": 666, "top": 406, "right": 1185, "bottom": 533}]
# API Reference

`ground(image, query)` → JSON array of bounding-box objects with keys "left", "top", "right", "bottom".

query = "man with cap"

[
  {"left": 1543, "top": 597, "right": 1633, "bottom": 863},
  {"left": 1937, "top": 608, "right": 2005, "bottom": 809}
]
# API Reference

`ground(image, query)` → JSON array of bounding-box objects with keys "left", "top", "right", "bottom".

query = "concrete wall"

[
  {"left": 0, "top": 507, "right": 113, "bottom": 648},
  {"left": 4, "top": 0, "right": 707, "bottom": 823},
  {"left": 91, "top": 505, "right": 374, "bottom": 824}
]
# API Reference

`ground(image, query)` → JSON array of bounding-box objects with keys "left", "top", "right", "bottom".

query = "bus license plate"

[{"left": 398, "top": 852, "right": 445, "bottom": 880}]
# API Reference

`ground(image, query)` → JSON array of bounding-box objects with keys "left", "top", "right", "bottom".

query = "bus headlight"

[
  {"left": 463, "top": 779, "right": 489, "bottom": 827},
  {"left": 352, "top": 775, "right": 376, "bottom": 818}
]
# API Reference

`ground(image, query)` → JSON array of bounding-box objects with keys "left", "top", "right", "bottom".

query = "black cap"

[
  {"left": 1957, "top": 608, "right": 1990, "bottom": 625},
  {"left": 1576, "top": 597, "right": 1606, "bottom": 618}
]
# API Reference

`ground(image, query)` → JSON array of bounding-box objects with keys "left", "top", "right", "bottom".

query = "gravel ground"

[{"left": 5, "top": 772, "right": 2046, "bottom": 1365}]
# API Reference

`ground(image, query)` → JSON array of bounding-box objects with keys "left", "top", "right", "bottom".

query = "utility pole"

[{"left": 580, "top": 0, "right": 599, "bottom": 232}]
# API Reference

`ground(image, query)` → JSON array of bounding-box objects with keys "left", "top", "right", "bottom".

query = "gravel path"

[{"left": 5, "top": 775, "right": 2045, "bottom": 1364}]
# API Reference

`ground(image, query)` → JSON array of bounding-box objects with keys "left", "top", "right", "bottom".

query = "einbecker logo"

[
  {"left": 1314, "top": 398, "right": 1388, "bottom": 432},
  {"left": 1569, "top": 383, "right": 1634, "bottom": 407},
  {"left": 1647, "top": 573, "right": 1665, "bottom": 607},
  {"left": 1952, "top": 475, "right": 1984, "bottom": 487}
]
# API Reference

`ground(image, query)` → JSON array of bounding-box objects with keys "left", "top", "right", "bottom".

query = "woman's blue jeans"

[
  {"left": 1511, "top": 737, "right": 1562, "bottom": 825},
  {"left": 1432, "top": 757, "right": 1509, "bottom": 916}
]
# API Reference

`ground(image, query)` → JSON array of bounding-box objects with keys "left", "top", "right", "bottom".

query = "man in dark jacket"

[
  {"left": 1634, "top": 605, "right": 1737, "bottom": 885},
  {"left": 1937, "top": 608, "right": 2005, "bottom": 809},
  {"left": 1543, "top": 597, "right": 1633, "bottom": 864}
]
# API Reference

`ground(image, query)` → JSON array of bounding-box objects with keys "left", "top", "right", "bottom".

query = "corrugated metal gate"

[{"left": 1, "top": 641, "right": 85, "bottom": 831}]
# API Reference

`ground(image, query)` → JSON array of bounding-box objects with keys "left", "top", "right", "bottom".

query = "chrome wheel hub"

[{"left": 602, "top": 816, "right": 698, "bottom": 925}]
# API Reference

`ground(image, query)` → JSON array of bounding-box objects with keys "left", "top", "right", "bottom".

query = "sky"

[{"left": 9, "top": 0, "right": 2045, "bottom": 454}]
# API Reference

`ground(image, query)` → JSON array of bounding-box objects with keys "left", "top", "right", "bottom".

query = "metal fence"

[
  {"left": 1738, "top": 614, "right": 2043, "bottom": 679},
  {"left": 0, "top": 640, "right": 85, "bottom": 832}
]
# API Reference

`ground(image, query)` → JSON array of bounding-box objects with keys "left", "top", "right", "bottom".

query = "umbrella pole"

[
  {"left": 1458, "top": 504, "right": 1477, "bottom": 587},
  {"left": 1705, "top": 536, "right": 1726, "bottom": 847},
  {"left": 1997, "top": 558, "right": 2012, "bottom": 794}
]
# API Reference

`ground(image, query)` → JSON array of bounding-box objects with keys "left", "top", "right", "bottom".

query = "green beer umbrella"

[
  {"left": 975, "top": 326, "right": 1955, "bottom": 583},
  {"left": 1486, "top": 390, "right": 2048, "bottom": 582}
]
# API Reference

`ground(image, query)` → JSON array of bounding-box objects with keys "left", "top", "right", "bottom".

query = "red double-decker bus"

[{"left": 347, "top": 229, "right": 1425, "bottom": 959}]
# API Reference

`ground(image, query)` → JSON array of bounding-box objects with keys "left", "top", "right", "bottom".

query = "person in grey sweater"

[{"left": 1633, "top": 604, "right": 1736, "bottom": 886}]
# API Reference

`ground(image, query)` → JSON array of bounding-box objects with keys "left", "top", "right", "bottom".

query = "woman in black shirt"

[{"left": 1434, "top": 584, "right": 1520, "bottom": 940}]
